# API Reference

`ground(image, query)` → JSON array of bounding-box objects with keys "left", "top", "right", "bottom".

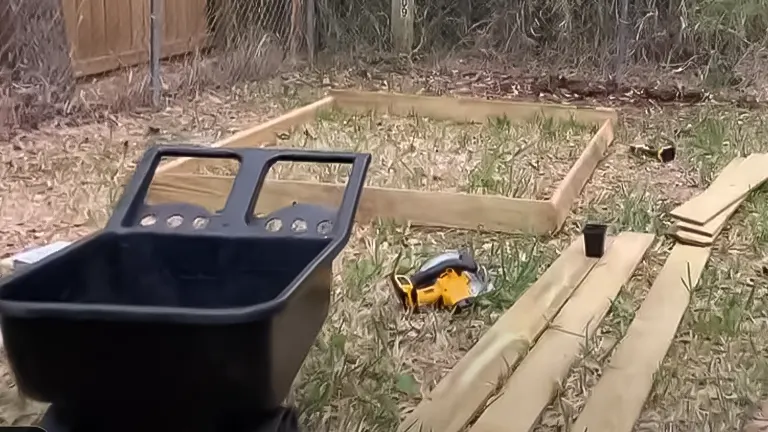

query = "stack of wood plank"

[
  {"left": 397, "top": 233, "right": 716, "bottom": 432},
  {"left": 668, "top": 153, "right": 768, "bottom": 247},
  {"left": 397, "top": 233, "right": 657, "bottom": 432}
]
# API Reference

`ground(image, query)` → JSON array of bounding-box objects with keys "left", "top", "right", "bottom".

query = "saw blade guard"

[{"left": 418, "top": 250, "right": 493, "bottom": 298}]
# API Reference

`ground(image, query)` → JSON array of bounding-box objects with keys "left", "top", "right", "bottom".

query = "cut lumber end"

[
  {"left": 0, "top": 258, "right": 13, "bottom": 273},
  {"left": 668, "top": 157, "right": 748, "bottom": 245},
  {"left": 673, "top": 198, "right": 742, "bottom": 238},
  {"left": 667, "top": 225, "right": 715, "bottom": 247}
]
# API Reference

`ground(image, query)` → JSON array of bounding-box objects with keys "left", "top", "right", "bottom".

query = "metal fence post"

[
  {"left": 149, "top": 0, "right": 163, "bottom": 107},
  {"left": 306, "top": 0, "right": 316, "bottom": 66},
  {"left": 614, "top": 0, "right": 630, "bottom": 82}
]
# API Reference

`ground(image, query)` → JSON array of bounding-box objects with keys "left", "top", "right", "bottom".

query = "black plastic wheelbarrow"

[{"left": 0, "top": 145, "right": 371, "bottom": 432}]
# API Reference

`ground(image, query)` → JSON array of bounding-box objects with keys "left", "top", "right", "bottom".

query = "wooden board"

[
  {"left": 571, "top": 244, "right": 711, "bottom": 432},
  {"left": 550, "top": 119, "right": 614, "bottom": 229},
  {"left": 669, "top": 153, "right": 768, "bottom": 225},
  {"left": 673, "top": 157, "right": 746, "bottom": 237},
  {"left": 329, "top": 90, "right": 618, "bottom": 127},
  {"left": 397, "top": 237, "right": 604, "bottom": 432},
  {"left": 668, "top": 158, "right": 747, "bottom": 246},
  {"left": 667, "top": 225, "right": 717, "bottom": 247},
  {"left": 146, "top": 92, "right": 612, "bottom": 235},
  {"left": 469, "top": 232, "right": 655, "bottom": 432},
  {"left": 0, "top": 258, "right": 12, "bottom": 273},
  {"left": 148, "top": 174, "right": 559, "bottom": 234},
  {"left": 390, "top": 0, "right": 414, "bottom": 53},
  {"left": 152, "top": 96, "right": 333, "bottom": 177},
  {"left": 674, "top": 199, "right": 742, "bottom": 239}
]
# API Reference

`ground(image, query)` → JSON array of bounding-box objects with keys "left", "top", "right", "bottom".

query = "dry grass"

[
  {"left": 2, "top": 84, "right": 768, "bottom": 432},
  {"left": 8, "top": 0, "right": 768, "bottom": 140},
  {"left": 293, "top": 223, "right": 564, "bottom": 430},
  {"left": 288, "top": 101, "right": 768, "bottom": 432},
  {"left": 181, "top": 105, "right": 594, "bottom": 429},
  {"left": 0, "top": 83, "right": 318, "bottom": 258},
  {"left": 314, "top": 0, "right": 768, "bottom": 96},
  {"left": 255, "top": 109, "right": 594, "bottom": 200},
  {"left": 2, "top": 0, "right": 768, "bottom": 429},
  {"left": 0, "top": 82, "right": 324, "bottom": 424},
  {"left": 530, "top": 106, "right": 768, "bottom": 431}
]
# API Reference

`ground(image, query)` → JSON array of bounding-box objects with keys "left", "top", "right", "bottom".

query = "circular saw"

[{"left": 389, "top": 250, "right": 493, "bottom": 312}]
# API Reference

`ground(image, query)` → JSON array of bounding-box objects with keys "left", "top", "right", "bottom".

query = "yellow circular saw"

[{"left": 389, "top": 250, "right": 493, "bottom": 312}]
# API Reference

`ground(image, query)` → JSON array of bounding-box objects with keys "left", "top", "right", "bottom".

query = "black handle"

[
  {"left": 220, "top": 149, "right": 370, "bottom": 238},
  {"left": 106, "top": 145, "right": 242, "bottom": 231},
  {"left": 106, "top": 145, "right": 371, "bottom": 241}
]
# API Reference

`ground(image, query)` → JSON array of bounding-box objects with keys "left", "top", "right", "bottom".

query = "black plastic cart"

[{"left": 0, "top": 145, "right": 371, "bottom": 432}]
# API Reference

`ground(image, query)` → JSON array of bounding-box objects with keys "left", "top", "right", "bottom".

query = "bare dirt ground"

[{"left": 1, "top": 66, "right": 767, "bottom": 432}]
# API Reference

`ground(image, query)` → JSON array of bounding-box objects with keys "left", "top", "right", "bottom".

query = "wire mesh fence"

[
  {"left": 313, "top": 0, "right": 768, "bottom": 80},
  {"left": 0, "top": 0, "right": 74, "bottom": 130},
  {"left": 205, "top": 0, "right": 297, "bottom": 83},
  {"left": 3, "top": 0, "right": 768, "bottom": 133}
]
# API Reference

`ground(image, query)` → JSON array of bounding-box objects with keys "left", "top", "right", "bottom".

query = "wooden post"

[
  {"left": 614, "top": 0, "right": 630, "bottom": 81},
  {"left": 390, "top": 0, "right": 413, "bottom": 54},
  {"left": 306, "top": 0, "right": 315, "bottom": 66}
]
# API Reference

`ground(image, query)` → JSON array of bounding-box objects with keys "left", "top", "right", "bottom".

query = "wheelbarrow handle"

[
  {"left": 106, "top": 145, "right": 241, "bottom": 231},
  {"left": 222, "top": 148, "right": 371, "bottom": 238},
  {"left": 106, "top": 145, "right": 371, "bottom": 241}
]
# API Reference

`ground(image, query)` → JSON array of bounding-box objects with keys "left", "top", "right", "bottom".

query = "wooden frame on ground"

[{"left": 147, "top": 90, "right": 618, "bottom": 234}]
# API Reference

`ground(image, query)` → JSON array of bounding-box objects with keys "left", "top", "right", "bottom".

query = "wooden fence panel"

[{"left": 61, "top": 0, "right": 207, "bottom": 77}]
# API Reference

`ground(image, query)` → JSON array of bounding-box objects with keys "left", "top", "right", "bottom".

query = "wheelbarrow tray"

[{"left": 0, "top": 146, "right": 370, "bottom": 428}]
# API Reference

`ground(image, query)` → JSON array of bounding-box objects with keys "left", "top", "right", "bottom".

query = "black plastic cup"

[{"left": 583, "top": 223, "right": 608, "bottom": 258}]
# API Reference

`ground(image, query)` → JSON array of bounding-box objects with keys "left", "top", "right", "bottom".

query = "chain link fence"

[
  {"left": 3, "top": 0, "right": 768, "bottom": 132},
  {"left": 313, "top": 0, "right": 768, "bottom": 85},
  {"left": 204, "top": 0, "right": 296, "bottom": 83}
]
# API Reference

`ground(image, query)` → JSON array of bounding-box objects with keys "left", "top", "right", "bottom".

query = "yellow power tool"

[
  {"left": 390, "top": 250, "right": 492, "bottom": 312},
  {"left": 629, "top": 142, "right": 676, "bottom": 163}
]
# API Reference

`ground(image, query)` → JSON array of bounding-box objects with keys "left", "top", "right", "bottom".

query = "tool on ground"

[
  {"left": 0, "top": 145, "right": 371, "bottom": 432},
  {"left": 390, "top": 250, "right": 493, "bottom": 311},
  {"left": 629, "top": 142, "right": 676, "bottom": 163}
]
